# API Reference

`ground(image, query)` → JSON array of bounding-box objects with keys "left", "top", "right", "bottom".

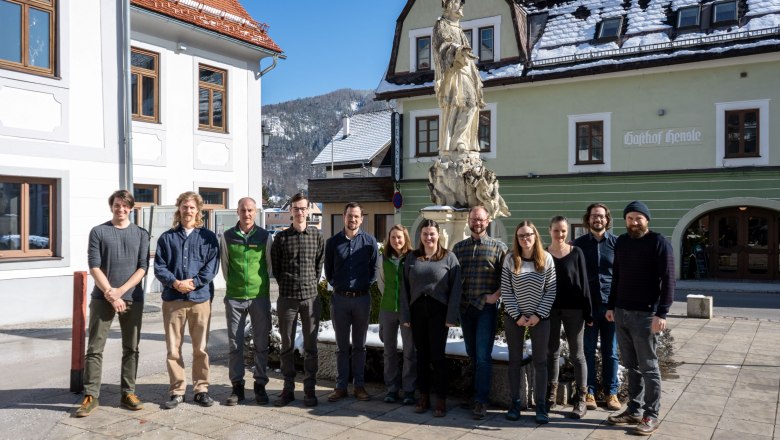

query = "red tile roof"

[{"left": 131, "top": 0, "right": 282, "bottom": 54}]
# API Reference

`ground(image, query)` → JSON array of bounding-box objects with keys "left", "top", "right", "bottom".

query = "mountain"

[{"left": 261, "top": 89, "right": 392, "bottom": 204}]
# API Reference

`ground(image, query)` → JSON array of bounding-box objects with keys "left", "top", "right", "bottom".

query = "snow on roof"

[
  {"left": 377, "top": 0, "right": 780, "bottom": 96},
  {"left": 130, "top": 0, "right": 282, "bottom": 53},
  {"left": 311, "top": 110, "right": 393, "bottom": 167}
]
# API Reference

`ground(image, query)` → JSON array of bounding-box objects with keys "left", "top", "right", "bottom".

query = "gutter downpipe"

[
  {"left": 121, "top": 0, "right": 134, "bottom": 203},
  {"left": 258, "top": 55, "right": 279, "bottom": 228}
]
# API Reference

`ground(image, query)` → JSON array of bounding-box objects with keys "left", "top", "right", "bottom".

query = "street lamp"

[{"left": 261, "top": 120, "right": 271, "bottom": 158}]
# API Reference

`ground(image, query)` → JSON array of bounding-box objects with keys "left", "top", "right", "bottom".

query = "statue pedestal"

[{"left": 421, "top": 206, "right": 469, "bottom": 250}]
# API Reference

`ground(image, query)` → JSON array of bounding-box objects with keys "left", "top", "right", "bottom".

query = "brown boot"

[
  {"left": 414, "top": 393, "right": 430, "bottom": 413},
  {"left": 570, "top": 387, "right": 588, "bottom": 419},
  {"left": 546, "top": 382, "right": 558, "bottom": 409},
  {"left": 433, "top": 397, "right": 446, "bottom": 417}
]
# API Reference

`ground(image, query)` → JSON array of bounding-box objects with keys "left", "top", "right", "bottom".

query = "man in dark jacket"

[
  {"left": 220, "top": 197, "right": 273, "bottom": 406},
  {"left": 155, "top": 191, "right": 220, "bottom": 409},
  {"left": 606, "top": 201, "right": 675, "bottom": 436}
]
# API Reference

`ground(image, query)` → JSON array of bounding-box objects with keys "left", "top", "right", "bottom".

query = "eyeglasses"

[
  {"left": 292, "top": 207, "right": 307, "bottom": 212},
  {"left": 517, "top": 233, "right": 535, "bottom": 240},
  {"left": 589, "top": 214, "right": 606, "bottom": 219},
  {"left": 469, "top": 217, "right": 488, "bottom": 223}
]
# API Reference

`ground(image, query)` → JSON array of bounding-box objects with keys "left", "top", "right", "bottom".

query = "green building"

[{"left": 376, "top": 0, "right": 780, "bottom": 281}]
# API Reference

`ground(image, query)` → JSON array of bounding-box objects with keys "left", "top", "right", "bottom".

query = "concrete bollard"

[{"left": 686, "top": 294, "right": 713, "bottom": 319}]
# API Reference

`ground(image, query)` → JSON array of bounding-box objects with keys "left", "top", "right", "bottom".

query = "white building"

[{"left": 0, "top": 0, "right": 283, "bottom": 324}]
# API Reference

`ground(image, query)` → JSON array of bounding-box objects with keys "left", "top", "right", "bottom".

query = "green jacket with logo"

[{"left": 219, "top": 223, "right": 273, "bottom": 300}]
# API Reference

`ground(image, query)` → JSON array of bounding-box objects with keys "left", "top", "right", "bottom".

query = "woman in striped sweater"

[
  {"left": 501, "top": 220, "right": 557, "bottom": 424},
  {"left": 376, "top": 224, "right": 416, "bottom": 405}
]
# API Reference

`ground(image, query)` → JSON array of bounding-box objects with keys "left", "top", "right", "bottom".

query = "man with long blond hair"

[{"left": 154, "top": 191, "right": 220, "bottom": 409}]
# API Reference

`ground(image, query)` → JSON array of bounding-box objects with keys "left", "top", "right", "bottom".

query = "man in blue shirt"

[
  {"left": 155, "top": 191, "right": 220, "bottom": 409},
  {"left": 324, "top": 202, "right": 378, "bottom": 402},
  {"left": 572, "top": 203, "right": 620, "bottom": 412}
]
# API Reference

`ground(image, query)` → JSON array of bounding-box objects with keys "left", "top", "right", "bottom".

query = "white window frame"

[
  {"left": 409, "top": 104, "right": 497, "bottom": 161},
  {"left": 408, "top": 15, "right": 501, "bottom": 72},
  {"left": 568, "top": 112, "right": 612, "bottom": 173},
  {"left": 715, "top": 99, "right": 769, "bottom": 167}
]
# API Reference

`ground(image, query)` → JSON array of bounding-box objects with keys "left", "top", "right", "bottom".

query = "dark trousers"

[
  {"left": 547, "top": 308, "right": 587, "bottom": 388},
  {"left": 224, "top": 296, "right": 271, "bottom": 385},
  {"left": 277, "top": 296, "right": 321, "bottom": 392},
  {"left": 84, "top": 298, "right": 143, "bottom": 398},
  {"left": 411, "top": 296, "right": 450, "bottom": 398},
  {"left": 505, "top": 314, "right": 550, "bottom": 404},
  {"left": 331, "top": 293, "right": 371, "bottom": 389},
  {"left": 460, "top": 303, "right": 498, "bottom": 403},
  {"left": 615, "top": 307, "right": 661, "bottom": 420},
  {"left": 584, "top": 303, "right": 619, "bottom": 395},
  {"left": 379, "top": 310, "right": 417, "bottom": 394}
]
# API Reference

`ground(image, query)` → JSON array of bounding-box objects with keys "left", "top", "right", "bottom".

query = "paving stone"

[
  {"left": 141, "top": 407, "right": 234, "bottom": 435},
  {"left": 91, "top": 417, "right": 166, "bottom": 438},
  {"left": 207, "top": 422, "right": 276, "bottom": 439},
  {"left": 313, "top": 407, "right": 375, "bottom": 428},
  {"left": 662, "top": 409, "right": 720, "bottom": 428},
  {"left": 717, "top": 416, "right": 775, "bottom": 437},
  {"left": 653, "top": 420, "right": 714, "bottom": 439},
  {"left": 711, "top": 428, "right": 772, "bottom": 440},
  {"left": 684, "top": 381, "right": 733, "bottom": 397},
  {"left": 328, "top": 427, "right": 395, "bottom": 440},
  {"left": 722, "top": 397, "right": 777, "bottom": 424},
  {"left": 355, "top": 418, "right": 416, "bottom": 437},
  {"left": 398, "top": 424, "right": 468, "bottom": 440},
  {"left": 729, "top": 388, "right": 779, "bottom": 403},
  {"left": 670, "top": 392, "right": 727, "bottom": 416},
  {"left": 123, "top": 425, "right": 212, "bottom": 439},
  {"left": 282, "top": 417, "right": 350, "bottom": 439},
  {"left": 243, "top": 411, "right": 310, "bottom": 432}
]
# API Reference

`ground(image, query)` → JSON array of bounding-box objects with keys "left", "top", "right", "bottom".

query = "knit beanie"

[{"left": 623, "top": 200, "right": 651, "bottom": 220}]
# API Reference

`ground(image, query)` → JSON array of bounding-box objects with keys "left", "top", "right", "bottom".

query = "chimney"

[{"left": 342, "top": 114, "right": 350, "bottom": 137}]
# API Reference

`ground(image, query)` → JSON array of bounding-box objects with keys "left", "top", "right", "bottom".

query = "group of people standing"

[{"left": 75, "top": 189, "right": 673, "bottom": 436}]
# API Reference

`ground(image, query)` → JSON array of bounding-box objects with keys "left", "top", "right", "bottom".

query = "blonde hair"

[
  {"left": 172, "top": 191, "right": 205, "bottom": 229},
  {"left": 383, "top": 224, "right": 412, "bottom": 259},
  {"left": 512, "top": 220, "right": 545, "bottom": 273}
]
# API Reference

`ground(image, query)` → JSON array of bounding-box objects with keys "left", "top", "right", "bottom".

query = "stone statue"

[
  {"left": 427, "top": 0, "right": 510, "bottom": 220},
  {"left": 433, "top": 0, "right": 484, "bottom": 154}
]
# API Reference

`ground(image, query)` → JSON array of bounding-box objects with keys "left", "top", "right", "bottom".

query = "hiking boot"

[
  {"left": 472, "top": 401, "right": 487, "bottom": 420},
  {"left": 163, "top": 394, "right": 184, "bottom": 410},
  {"left": 570, "top": 387, "right": 587, "bottom": 419},
  {"left": 607, "top": 409, "right": 642, "bottom": 425},
  {"left": 225, "top": 381, "right": 245, "bottom": 406},
  {"left": 75, "top": 395, "right": 98, "bottom": 417},
  {"left": 327, "top": 388, "right": 348, "bottom": 402},
  {"left": 194, "top": 392, "right": 214, "bottom": 407},
  {"left": 414, "top": 393, "right": 430, "bottom": 413},
  {"left": 304, "top": 389, "right": 318, "bottom": 407},
  {"left": 274, "top": 389, "right": 295, "bottom": 407},
  {"left": 606, "top": 394, "right": 621, "bottom": 411},
  {"left": 121, "top": 393, "right": 144, "bottom": 411},
  {"left": 254, "top": 382, "right": 269, "bottom": 405},
  {"left": 402, "top": 391, "right": 416, "bottom": 405},
  {"left": 505, "top": 399, "right": 521, "bottom": 421},
  {"left": 546, "top": 382, "right": 558, "bottom": 409},
  {"left": 535, "top": 402, "right": 549, "bottom": 424},
  {"left": 633, "top": 417, "right": 660, "bottom": 435},
  {"left": 433, "top": 397, "right": 446, "bottom": 417},
  {"left": 384, "top": 391, "right": 399, "bottom": 403},
  {"left": 585, "top": 393, "right": 597, "bottom": 410},
  {"left": 353, "top": 387, "right": 371, "bottom": 401}
]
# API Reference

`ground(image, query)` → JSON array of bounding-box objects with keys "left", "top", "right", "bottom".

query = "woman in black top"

[{"left": 546, "top": 216, "right": 592, "bottom": 419}]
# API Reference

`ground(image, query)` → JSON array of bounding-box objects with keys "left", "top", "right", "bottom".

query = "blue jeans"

[
  {"left": 584, "top": 303, "right": 619, "bottom": 395},
  {"left": 615, "top": 308, "right": 661, "bottom": 420},
  {"left": 460, "top": 303, "right": 497, "bottom": 403}
]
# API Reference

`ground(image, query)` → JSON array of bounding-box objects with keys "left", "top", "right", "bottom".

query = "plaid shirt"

[
  {"left": 270, "top": 225, "right": 324, "bottom": 300},
  {"left": 452, "top": 234, "right": 507, "bottom": 311}
]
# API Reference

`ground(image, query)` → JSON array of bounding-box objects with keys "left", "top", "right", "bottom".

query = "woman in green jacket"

[{"left": 376, "top": 224, "right": 416, "bottom": 405}]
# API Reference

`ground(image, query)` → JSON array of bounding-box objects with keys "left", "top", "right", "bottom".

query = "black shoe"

[
  {"left": 226, "top": 381, "right": 245, "bottom": 406},
  {"left": 163, "top": 394, "right": 184, "bottom": 410},
  {"left": 402, "top": 391, "right": 416, "bottom": 405},
  {"left": 384, "top": 391, "right": 399, "bottom": 403},
  {"left": 254, "top": 383, "right": 269, "bottom": 405},
  {"left": 274, "top": 389, "right": 295, "bottom": 407},
  {"left": 304, "top": 390, "right": 318, "bottom": 407},
  {"left": 194, "top": 392, "right": 214, "bottom": 407}
]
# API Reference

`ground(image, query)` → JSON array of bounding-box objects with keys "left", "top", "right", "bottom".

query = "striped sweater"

[{"left": 501, "top": 252, "right": 557, "bottom": 320}]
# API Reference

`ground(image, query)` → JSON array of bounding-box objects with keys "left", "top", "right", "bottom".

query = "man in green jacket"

[{"left": 220, "top": 197, "right": 273, "bottom": 406}]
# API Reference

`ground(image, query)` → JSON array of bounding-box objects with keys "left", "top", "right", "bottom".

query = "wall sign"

[
  {"left": 623, "top": 127, "right": 703, "bottom": 147},
  {"left": 391, "top": 111, "right": 403, "bottom": 182}
]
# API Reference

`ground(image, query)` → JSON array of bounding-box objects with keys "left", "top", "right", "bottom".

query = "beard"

[
  {"left": 590, "top": 222, "right": 605, "bottom": 233},
  {"left": 469, "top": 224, "right": 485, "bottom": 235},
  {"left": 627, "top": 224, "right": 648, "bottom": 239}
]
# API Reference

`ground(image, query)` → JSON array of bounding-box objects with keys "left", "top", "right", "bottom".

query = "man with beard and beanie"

[
  {"left": 572, "top": 203, "right": 621, "bottom": 411},
  {"left": 452, "top": 205, "right": 506, "bottom": 420},
  {"left": 155, "top": 191, "right": 220, "bottom": 409},
  {"left": 324, "top": 202, "right": 378, "bottom": 402},
  {"left": 219, "top": 197, "right": 273, "bottom": 406},
  {"left": 606, "top": 200, "right": 674, "bottom": 436}
]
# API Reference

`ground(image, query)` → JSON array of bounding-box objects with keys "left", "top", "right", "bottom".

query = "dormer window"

[
  {"left": 478, "top": 27, "right": 494, "bottom": 62},
  {"left": 677, "top": 6, "right": 700, "bottom": 28},
  {"left": 713, "top": 1, "right": 737, "bottom": 24},
  {"left": 597, "top": 17, "right": 623, "bottom": 39},
  {"left": 416, "top": 36, "right": 431, "bottom": 71}
]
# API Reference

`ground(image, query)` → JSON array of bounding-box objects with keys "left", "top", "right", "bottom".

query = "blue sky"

[{"left": 245, "top": 1, "right": 408, "bottom": 105}]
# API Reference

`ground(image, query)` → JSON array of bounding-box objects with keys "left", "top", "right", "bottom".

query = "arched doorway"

[{"left": 682, "top": 207, "right": 779, "bottom": 280}]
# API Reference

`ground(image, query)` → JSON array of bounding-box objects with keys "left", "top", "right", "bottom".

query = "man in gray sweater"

[{"left": 76, "top": 190, "right": 150, "bottom": 417}]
